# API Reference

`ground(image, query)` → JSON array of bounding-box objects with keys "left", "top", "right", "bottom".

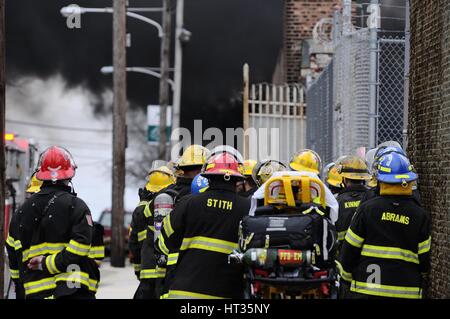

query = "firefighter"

[
  {"left": 336, "top": 152, "right": 430, "bottom": 299},
  {"left": 6, "top": 146, "right": 99, "bottom": 299},
  {"left": 157, "top": 152, "right": 251, "bottom": 299},
  {"left": 287, "top": 150, "right": 339, "bottom": 224},
  {"left": 323, "top": 162, "right": 343, "bottom": 195},
  {"left": 289, "top": 149, "right": 322, "bottom": 175},
  {"left": 130, "top": 163, "right": 175, "bottom": 299},
  {"left": 237, "top": 159, "right": 258, "bottom": 197},
  {"left": 334, "top": 155, "right": 370, "bottom": 245},
  {"left": 154, "top": 144, "right": 210, "bottom": 298}
]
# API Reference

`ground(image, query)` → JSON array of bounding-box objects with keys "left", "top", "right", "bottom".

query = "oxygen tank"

[
  {"left": 154, "top": 193, "right": 174, "bottom": 266},
  {"left": 242, "top": 248, "right": 312, "bottom": 269}
]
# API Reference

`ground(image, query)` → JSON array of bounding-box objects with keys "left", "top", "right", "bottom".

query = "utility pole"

[
  {"left": 243, "top": 64, "right": 249, "bottom": 159},
  {"left": 172, "top": 0, "right": 184, "bottom": 146},
  {"left": 111, "top": 0, "right": 127, "bottom": 267},
  {"left": 0, "top": 0, "right": 5, "bottom": 299},
  {"left": 158, "top": 0, "right": 172, "bottom": 160}
]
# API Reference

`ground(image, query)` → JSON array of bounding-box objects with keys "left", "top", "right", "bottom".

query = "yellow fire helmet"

[
  {"left": 243, "top": 159, "right": 257, "bottom": 176},
  {"left": 146, "top": 166, "right": 176, "bottom": 192},
  {"left": 289, "top": 149, "right": 322, "bottom": 174},
  {"left": 26, "top": 174, "right": 43, "bottom": 193},
  {"left": 335, "top": 155, "right": 371, "bottom": 180},
  {"left": 324, "top": 162, "right": 343, "bottom": 188},
  {"left": 176, "top": 145, "right": 210, "bottom": 168}
]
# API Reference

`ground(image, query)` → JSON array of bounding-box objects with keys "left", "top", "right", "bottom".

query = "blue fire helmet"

[
  {"left": 191, "top": 173, "right": 210, "bottom": 194},
  {"left": 375, "top": 146, "right": 406, "bottom": 160},
  {"left": 376, "top": 153, "right": 417, "bottom": 184}
]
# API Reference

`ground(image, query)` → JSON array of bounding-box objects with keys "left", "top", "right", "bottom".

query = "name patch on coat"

[
  {"left": 381, "top": 212, "right": 409, "bottom": 225},
  {"left": 206, "top": 198, "right": 233, "bottom": 210}
]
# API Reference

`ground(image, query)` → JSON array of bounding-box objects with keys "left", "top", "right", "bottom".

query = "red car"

[{"left": 97, "top": 209, "right": 133, "bottom": 256}]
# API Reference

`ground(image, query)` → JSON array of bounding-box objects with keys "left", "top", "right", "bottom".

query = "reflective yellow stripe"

[
  {"left": 351, "top": 281, "right": 422, "bottom": 299},
  {"left": 24, "top": 277, "right": 56, "bottom": 295},
  {"left": 133, "top": 263, "right": 141, "bottom": 272},
  {"left": 418, "top": 237, "right": 431, "bottom": 254},
  {"left": 10, "top": 269, "right": 19, "bottom": 279},
  {"left": 44, "top": 295, "right": 55, "bottom": 299},
  {"left": 158, "top": 235, "right": 170, "bottom": 255},
  {"left": 6, "top": 235, "right": 15, "bottom": 248},
  {"left": 14, "top": 240, "right": 22, "bottom": 250},
  {"left": 148, "top": 225, "right": 155, "bottom": 232},
  {"left": 180, "top": 236, "right": 238, "bottom": 255},
  {"left": 163, "top": 215, "right": 175, "bottom": 238},
  {"left": 138, "top": 230, "right": 147, "bottom": 242},
  {"left": 160, "top": 293, "right": 170, "bottom": 299},
  {"left": 378, "top": 166, "right": 391, "bottom": 173},
  {"left": 167, "top": 253, "right": 179, "bottom": 266},
  {"left": 88, "top": 246, "right": 105, "bottom": 259},
  {"left": 66, "top": 240, "right": 91, "bottom": 256},
  {"left": 139, "top": 268, "right": 157, "bottom": 279},
  {"left": 335, "top": 260, "right": 352, "bottom": 282},
  {"left": 338, "top": 231, "right": 347, "bottom": 241},
  {"left": 361, "top": 244, "right": 419, "bottom": 264},
  {"left": 156, "top": 266, "right": 166, "bottom": 278},
  {"left": 139, "top": 200, "right": 149, "bottom": 206},
  {"left": 143, "top": 204, "right": 152, "bottom": 218},
  {"left": 345, "top": 228, "right": 364, "bottom": 248},
  {"left": 22, "top": 243, "right": 67, "bottom": 262},
  {"left": 168, "top": 290, "right": 225, "bottom": 299},
  {"left": 55, "top": 271, "right": 99, "bottom": 292},
  {"left": 45, "top": 254, "right": 60, "bottom": 274}
]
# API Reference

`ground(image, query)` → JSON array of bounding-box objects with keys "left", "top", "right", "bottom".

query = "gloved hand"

[{"left": 28, "top": 256, "right": 44, "bottom": 271}]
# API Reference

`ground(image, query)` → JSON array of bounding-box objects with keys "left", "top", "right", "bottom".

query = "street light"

[
  {"left": 60, "top": 6, "right": 164, "bottom": 37},
  {"left": 100, "top": 66, "right": 175, "bottom": 90}
]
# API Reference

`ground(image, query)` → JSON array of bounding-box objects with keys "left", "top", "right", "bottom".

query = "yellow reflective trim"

[
  {"left": 139, "top": 269, "right": 157, "bottom": 279},
  {"left": 24, "top": 277, "right": 56, "bottom": 295},
  {"left": 167, "top": 253, "right": 179, "bottom": 266},
  {"left": 139, "top": 200, "right": 149, "bottom": 206},
  {"left": 45, "top": 295, "right": 55, "bottom": 299},
  {"left": 6, "top": 235, "right": 15, "bottom": 248},
  {"left": 10, "top": 269, "right": 19, "bottom": 279},
  {"left": 351, "top": 281, "right": 421, "bottom": 299},
  {"left": 148, "top": 225, "right": 155, "bottom": 232},
  {"left": 335, "top": 260, "right": 352, "bottom": 282},
  {"left": 143, "top": 204, "right": 152, "bottom": 218},
  {"left": 158, "top": 235, "right": 170, "bottom": 255},
  {"left": 163, "top": 215, "right": 174, "bottom": 238},
  {"left": 361, "top": 244, "right": 419, "bottom": 264},
  {"left": 156, "top": 266, "right": 166, "bottom": 278},
  {"left": 395, "top": 175, "right": 411, "bottom": 179},
  {"left": 378, "top": 166, "right": 391, "bottom": 173},
  {"left": 22, "top": 242, "right": 67, "bottom": 262},
  {"left": 88, "top": 246, "right": 105, "bottom": 259},
  {"left": 55, "top": 271, "right": 99, "bottom": 292},
  {"left": 160, "top": 293, "right": 170, "bottom": 299},
  {"left": 67, "top": 239, "right": 91, "bottom": 256},
  {"left": 168, "top": 290, "right": 225, "bottom": 299},
  {"left": 344, "top": 228, "right": 364, "bottom": 248},
  {"left": 138, "top": 229, "right": 147, "bottom": 242},
  {"left": 45, "top": 254, "right": 60, "bottom": 275},
  {"left": 418, "top": 237, "right": 431, "bottom": 254},
  {"left": 180, "top": 236, "right": 238, "bottom": 255}
]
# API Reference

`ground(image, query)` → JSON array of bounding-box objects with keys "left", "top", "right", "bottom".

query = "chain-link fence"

[
  {"left": 306, "top": 12, "right": 406, "bottom": 162},
  {"left": 377, "top": 37, "right": 405, "bottom": 145}
]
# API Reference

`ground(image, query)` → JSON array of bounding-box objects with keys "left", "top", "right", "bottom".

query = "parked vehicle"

[{"left": 97, "top": 209, "right": 133, "bottom": 256}]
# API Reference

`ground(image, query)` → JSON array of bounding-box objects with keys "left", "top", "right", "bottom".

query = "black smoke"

[{"left": 5, "top": 0, "right": 283, "bottom": 131}]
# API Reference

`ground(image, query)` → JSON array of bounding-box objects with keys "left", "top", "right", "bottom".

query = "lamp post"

[{"left": 100, "top": 66, "right": 175, "bottom": 90}]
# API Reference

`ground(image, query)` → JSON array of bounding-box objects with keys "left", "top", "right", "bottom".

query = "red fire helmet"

[
  {"left": 36, "top": 146, "right": 77, "bottom": 182},
  {"left": 201, "top": 152, "right": 244, "bottom": 179}
]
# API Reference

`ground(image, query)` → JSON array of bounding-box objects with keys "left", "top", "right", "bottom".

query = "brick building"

[
  {"left": 273, "top": 0, "right": 340, "bottom": 84},
  {"left": 408, "top": 0, "right": 450, "bottom": 298}
]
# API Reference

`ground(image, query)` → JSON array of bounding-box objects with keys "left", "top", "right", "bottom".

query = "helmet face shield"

[{"left": 252, "top": 160, "right": 287, "bottom": 186}]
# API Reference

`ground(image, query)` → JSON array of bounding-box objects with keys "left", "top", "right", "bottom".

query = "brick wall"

[
  {"left": 283, "top": 0, "right": 339, "bottom": 83},
  {"left": 408, "top": 0, "right": 450, "bottom": 298}
]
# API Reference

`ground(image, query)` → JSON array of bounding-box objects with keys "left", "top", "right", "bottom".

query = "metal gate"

[{"left": 243, "top": 74, "right": 306, "bottom": 164}]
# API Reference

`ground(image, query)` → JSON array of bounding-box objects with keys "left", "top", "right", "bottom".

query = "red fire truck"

[{"left": 4, "top": 133, "right": 38, "bottom": 237}]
